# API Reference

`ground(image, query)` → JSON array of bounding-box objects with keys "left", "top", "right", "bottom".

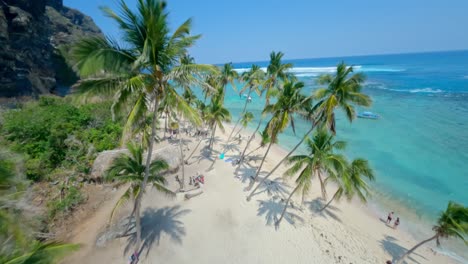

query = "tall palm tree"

[
  {"left": 226, "top": 65, "right": 264, "bottom": 144},
  {"left": 161, "top": 87, "right": 201, "bottom": 190},
  {"left": 246, "top": 81, "right": 313, "bottom": 200},
  {"left": 205, "top": 88, "right": 232, "bottom": 150},
  {"left": 251, "top": 62, "right": 371, "bottom": 195},
  {"left": 71, "top": 0, "right": 215, "bottom": 253},
  {"left": 238, "top": 52, "right": 291, "bottom": 168},
  {"left": 232, "top": 111, "right": 254, "bottom": 140},
  {"left": 396, "top": 201, "right": 468, "bottom": 264},
  {"left": 219, "top": 63, "right": 239, "bottom": 101},
  {"left": 184, "top": 99, "right": 210, "bottom": 163},
  {"left": 276, "top": 132, "right": 347, "bottom": 227},
  {"left": 320, "top": 158, "right": 375, "bottom": 211},
  {"left": 106, "top": 143, "right": 174, "bottom": 223},
  {"left": 314, "top": 62, "right": 372, "bottom": 134}
]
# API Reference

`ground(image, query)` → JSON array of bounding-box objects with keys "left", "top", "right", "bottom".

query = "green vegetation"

[
  {"left": 106, "top": 143, "right": 173, "bottom": 223},
  {"left": 48, "top": 186, "right": 85, "bottom": 219},
  {"left": 396, "top": 201, "right": 468, "bottom": 264},
  {"left": 1, "top": 96, "right": 122, "bottom": 181},
  {"left": 0, "top": 151, "right": 79, "bottom": 263}
]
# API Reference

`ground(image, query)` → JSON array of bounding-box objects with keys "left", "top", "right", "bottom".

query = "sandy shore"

[{"left": 64, "top": 124, "right": 458, "bottom": 264}]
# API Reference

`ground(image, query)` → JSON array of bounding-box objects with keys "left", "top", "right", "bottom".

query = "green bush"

[
  {"left": 1, "top": 96, "right": 123, "bottom": 181},
  {"left": 48, "top": 186, "right": 84, "bottom": 219}
]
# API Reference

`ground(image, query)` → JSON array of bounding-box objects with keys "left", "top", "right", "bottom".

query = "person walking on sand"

[
  {"left": 393, "top": 217, "right": 400, "bottom": 229},
  {"left": 386, "top": 212, "right": 394, "bottom": 224}
]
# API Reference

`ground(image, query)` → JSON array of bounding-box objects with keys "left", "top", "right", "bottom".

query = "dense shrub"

[
  {"left": 1, "top": 96, "right": 123, "bottom": 181},
  {"left": 47, "top": 186, "right": 84, "bottom": 219}
]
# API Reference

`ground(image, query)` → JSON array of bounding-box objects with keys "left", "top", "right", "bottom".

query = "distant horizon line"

[{"left": 210, "top": 48, "right": 468, "bottom": 66}]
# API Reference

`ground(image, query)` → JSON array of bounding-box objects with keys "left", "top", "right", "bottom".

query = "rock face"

[{"left": 0, "top": 0, "right": 102, "bottom": 97}]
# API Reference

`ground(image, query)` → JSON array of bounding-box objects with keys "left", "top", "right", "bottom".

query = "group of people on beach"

[{"left": 386, "top": 211, "right": 400, "bottom": 229}]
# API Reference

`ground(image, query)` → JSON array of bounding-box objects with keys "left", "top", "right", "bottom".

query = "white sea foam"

[
  {"left": 369, "top": 83, "right": 444, "bottom": 94},
  {"left": 408, "top": 88, "right": 443, "bottom": 93},
  {"left": 234, "top": 65, "right": 405, "bottom": 75}
]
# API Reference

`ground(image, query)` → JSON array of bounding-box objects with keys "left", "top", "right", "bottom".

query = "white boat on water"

[{"left": 357, "top": 111, "right": 379, "bottom": 119}]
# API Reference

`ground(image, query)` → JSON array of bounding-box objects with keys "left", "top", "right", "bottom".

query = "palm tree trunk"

[
  {"left": 225, "top": 87, "right": 252, "bottom": 145},
  {"left": 320, "top": 188, "right": 340, "bottom": 212},
  {"left": 276, "top": 184, "right": 301, "bottom": 227},
  {"left": 134, "top": 196, "right": 142, "bottom": 258},
  {"left": 317, "top": 170, "right": 327, "bottom": 200},
  {"left": 133, "top": 96, "right": 160, "bottom": 254},
  {"left": 245, "top": 145, "right": 262, "bottom": 158},
  {"left": 164, "top": 111, "right": 168, "bottom": 138},
  {"left": 236, "top": 117, "right": 263, "bottom": 174},
  {"left": 396, "top": 235, "right": 438, "bottom": 264},
  {"left": 178, "top": 135, "right": 185, "bottom": 191},
  {"left": 246, "top": 125, "right": 315, "bottom": 201},
  {"left": 186, "top": 136, "right": 204, "bottom": 162},
  {"left": 210, "top": 124, "right": 217, "bottom": 150},
  {"left": 253, "top": 140, "right": 274, "bottom": 181}
]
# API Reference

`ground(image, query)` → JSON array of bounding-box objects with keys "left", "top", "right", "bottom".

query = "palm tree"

[
  {"left": 105, "top": 143, "right": 174, "bottom": 223},
  {"left": 238, "top": 52, "right": 291, "bottom": 168},
  {"left": 226, "top": 65, "right": 264, "bottom": 144},
  {"left": 314, "top": 62, "right": 372, "bottom": 134},
  {"left": 232, "top": 111, "right": 254, "bottom": 140},
  {"left": 396, "top": 201, "right": 468, "bottom": 264},
  {"left": 219, "top": 63, "right": 239, "bottom": 101},
  {"left": 72, "top": 0, "right": 215, "bottom": 253},
  {"left": 246, "top": 81, "right": 313, "bottom": 200},
  {"left": 275, "top": 132, "right": 347, "bottom": 227},
  {"left": 185, "top": 99, "right": 209, "bottom": 162},
  {"left": 205, "top": 88, "right": 232, "bottom": 150},
  {"left": 3, "top": 242, "right": 79, "bottom": 264},
  {"left": 320, "top": 158, "right": 375, "bottom": 211},
  {"left": 161, "top": 87, "right": 201, "bottom": 190},
  {"left": 251, "top": 62, "right": 371, "bottom": 196},
  {"left": 243, "top": 129, "right": 272, "bottom": 158}
]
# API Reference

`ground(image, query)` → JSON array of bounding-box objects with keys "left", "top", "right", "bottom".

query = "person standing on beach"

[
  {"left": 387, "top": 212, "right": 394, "bottom": 224},
  {"left": 393, "top": 217, "right": 400, "bottom": 229}
]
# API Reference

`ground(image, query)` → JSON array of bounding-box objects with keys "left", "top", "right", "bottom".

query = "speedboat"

[{"left": 357, "top": 111, "right": 379, "bottom": 119}]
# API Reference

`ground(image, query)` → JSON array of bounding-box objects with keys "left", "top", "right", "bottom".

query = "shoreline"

[
  {"left": 65, "top": 123, "right": 461, "bottom": 264},
  {"left": 229, "top": 122, "right": 466, "bottom": 263}
]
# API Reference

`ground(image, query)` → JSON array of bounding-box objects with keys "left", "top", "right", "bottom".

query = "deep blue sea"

[{"left": 222, "top": 50, "right": 468, "bottom": 261}]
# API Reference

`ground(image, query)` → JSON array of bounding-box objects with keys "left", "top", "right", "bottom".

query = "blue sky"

[{"left": 64, "top": 0, "right": 468, "bottom": 64}]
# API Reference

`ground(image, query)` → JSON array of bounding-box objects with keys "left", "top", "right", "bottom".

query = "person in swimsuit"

[
  {"left": 386, "top": 212, "right": 394, "bottom": 224},
  {"left": 393, "top": 217, "right": 400, "bottom": 229}
]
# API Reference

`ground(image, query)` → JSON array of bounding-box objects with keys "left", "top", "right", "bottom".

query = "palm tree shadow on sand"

[
  {"left": 380, "top": 235, "right": 427, "bottom": 264},
  {"left": 257, "top": 198, "right": 303, "bottom": 228},
  {"left": 250, "top": 177, "right": 289, "bottom": 199},
  {"left": 125, "top": 205, "right": 191, "bottom": 258},
  {"left": 305, "top": 198, "right": 342, "bottom": 223}
]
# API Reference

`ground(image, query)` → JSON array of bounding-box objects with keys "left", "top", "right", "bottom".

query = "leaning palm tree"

[
  {"left": 219, "top": 63, "right": 239, "bottom": 101},
  {"left": 232, "top": 111, "right": 254, "bottom": 140},
  {"left": 251, "top": 62, "right": 372, "bottom": 196},
  {"left": 72, "top": 0, "right": 215, "bottom": 253},
  {"left": 396, "top": 201, "right": 468, "bottom": 264},
  {"left": 205, "top": 88, "right": 232, "bottom": 150},
  {"left": 276, "top": 133, "right": 347, "bottom": 227},
  {"left": 314, "top": 62, "right": 372, "bottom": 134},
  {"left": 105, "top": 143, "right": 174, "bottom": 223},
  {"left": 162, "top": 87, "right": 201, "bottom": 190},
  {"left": 246, "top": 81, "right": 313, "bottom": 200},
  {"left": 238, "top": 52, "right": 291, "bottom": 168},
  {"left": 320, "top": 158, "right": 375, "bottom": 211},
  {"left": 226, "top": 65, "right": 264, "bottom": 144}
]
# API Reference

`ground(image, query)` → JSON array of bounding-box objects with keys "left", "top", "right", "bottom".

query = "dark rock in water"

[{"left": 0, "top": 0, "right": 103, "bottom": 97}]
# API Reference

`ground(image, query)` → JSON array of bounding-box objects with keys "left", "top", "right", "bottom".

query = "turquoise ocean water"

[{"left": 221, "top": 50, "right": 468, "bottom": 261}]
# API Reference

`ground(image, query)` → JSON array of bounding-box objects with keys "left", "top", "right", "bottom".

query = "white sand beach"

[{"left": 65, "top": 126, "right": 457, "bottom": 264}]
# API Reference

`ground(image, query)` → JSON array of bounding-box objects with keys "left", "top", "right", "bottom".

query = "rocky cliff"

[{"left": 0, "top": 0, "right": 102, "bottom": 97}]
